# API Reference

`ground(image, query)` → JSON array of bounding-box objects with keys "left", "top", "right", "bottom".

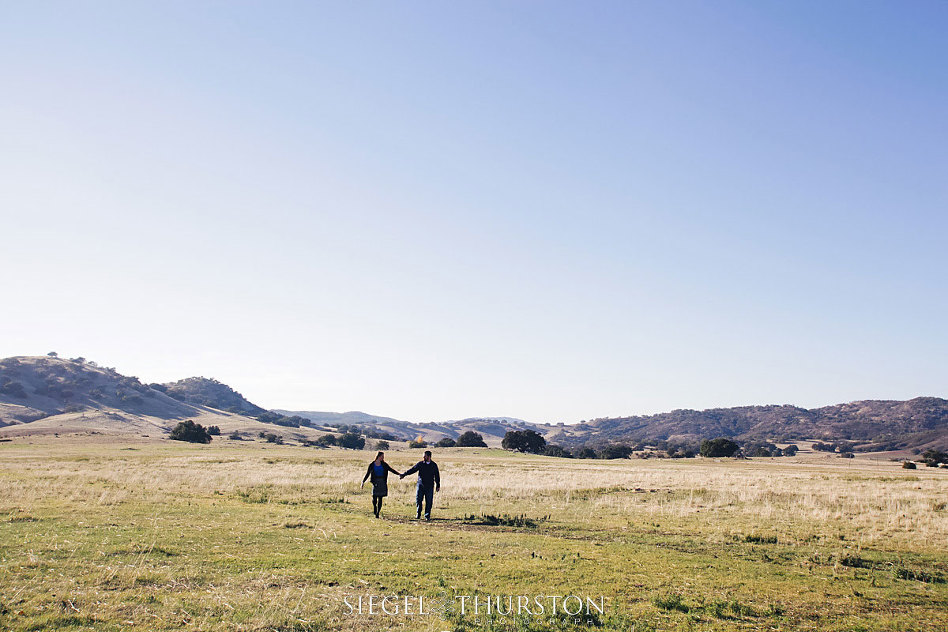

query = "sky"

[{"left": 2, "top": 1, "right": 946, "bottom": 423}]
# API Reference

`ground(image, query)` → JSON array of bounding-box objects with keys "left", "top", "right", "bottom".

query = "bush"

[
  {"left": 408, "top": 439, "right": 428, "bottom": 449},
  {"left": 207, "top": 425, "right": 221, "bottom": 436},
  {"left": 902, "top": 461, "right": 917, "bottom": 469},
  {"left": 456, "top": 431, "right": 488, "bottom": 447},
  {"left": 169, "top": 420, "right": 212, "bottom": 444},
  {"left": 783, "top": 444, "right": 799, "bottom": 456},
  {"left": 501, "top": 429, "right": 546, "bottom": 454},
  {"left": 700, "top": 438, "right": 740, "bottom": 458},
  {"left": 375, "top": 440, "right": 390, "bottom": 450},
  {"left": 435, "top": 437, "right": 456, "bottom": 448},
  {"left": 228, "top": 431, "right": 243, "bottom": 440}
]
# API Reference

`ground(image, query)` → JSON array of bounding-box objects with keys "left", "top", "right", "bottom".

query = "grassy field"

[{"left": 0, "top": 438, "right": 946, "bottom": 631}]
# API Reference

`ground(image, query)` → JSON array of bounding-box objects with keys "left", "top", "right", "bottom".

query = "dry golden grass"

[{"left": 0, "top": 437, "right": 946, "bottom": 631}]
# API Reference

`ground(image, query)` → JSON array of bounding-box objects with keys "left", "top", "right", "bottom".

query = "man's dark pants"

[{"left": 416, "top": 482, "right": 434, "bottom": 519}]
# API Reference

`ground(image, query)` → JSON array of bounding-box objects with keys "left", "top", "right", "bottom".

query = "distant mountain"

[
  {"left": 279, "top": 410, "right": 546, "bottom": 446},
  {"left": 158, "top": 377, "right": 266, "bottom": 416},
  {"left": 544, "top": 398, "right": 948, "bottom": 451},
  {"left": 274, "top": 410, "right": 408, "bottom": 428}
]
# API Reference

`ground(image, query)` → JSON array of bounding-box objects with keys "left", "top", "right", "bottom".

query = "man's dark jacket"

[{"left": 403, "top": 460, "right": 440, "bottom": 488}]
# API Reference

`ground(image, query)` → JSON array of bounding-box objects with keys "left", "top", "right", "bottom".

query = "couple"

[{"left": 361, "top": 450, "right": 441, "bottom": 520}]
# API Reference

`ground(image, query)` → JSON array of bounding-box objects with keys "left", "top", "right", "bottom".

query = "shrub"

[
  {"left": 169, "top": 420, "right": 212, "bottom": 444},
  {"left": 435, "top": 437, "right": 456, "bottom": 448},
  {"left": 375, "top": 440, "right": 390, "bottom": 450},
  {"left": 700, "top": 438, "right": 740, "bottom": 457},
  {"left": 207, "top": 425, "right": 221, "bottom": 436},
  {"left": 456, "top": 431, "right": 488, "bottom": 447},
  {"left": 228, "top": 431, "right": 243, "bottom": 440},
  {"left": 408, "top": 439, "right": 428, "bottom": 449},
  {"left": 902, "top": 461, "right": 917, "bottom": 469},
  {"left": 783, "top": 444, "right": 799, "bottom": 456}
]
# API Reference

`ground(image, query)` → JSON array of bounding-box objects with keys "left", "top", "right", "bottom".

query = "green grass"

[{"left": 0, "top": 438, "right": 946, "bottom": 631}]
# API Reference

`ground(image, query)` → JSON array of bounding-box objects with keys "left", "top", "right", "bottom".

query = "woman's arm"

[
  {"left": 384, "top": 462, "right": 402, "bottom": 476},
  {"left": 361, "top": 464, "right": 372, "bottom": 486}
]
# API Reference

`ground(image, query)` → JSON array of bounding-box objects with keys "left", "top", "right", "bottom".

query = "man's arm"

[{"left": 401, "top": 462, "right": 420, "bottom": 479}]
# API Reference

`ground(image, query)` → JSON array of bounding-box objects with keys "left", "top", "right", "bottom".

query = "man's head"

[{"left": 423, "top": 450, "right": 432, "bottom": 462}]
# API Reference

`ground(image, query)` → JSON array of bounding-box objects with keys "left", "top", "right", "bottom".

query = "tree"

[
  {"left": 456, "top": 431, "right": 487, "bottom": 447},
  {"left": 783, "top": 444, "right": 799, "bottom": 456},
  {"left": 436, "top": 437, "right": 456, "bottom": 448},
  {"left": 338, "top": 432, "right": 366, "bottom": 449},
  {"left": 207, "top": 425, "right": 221, "bottom": 436},
  {"left": 501, "top": 430, "right": 546, "bottom": 454},
  {"left": 543, "top": 444, "right": 572, "bottom": 458},
  {"left": 575, "top": 447, "right": 597, "bottom": 459},
  {"left": 169, "top": 420, "right": 212, "bottom": 444},
  {"left": 700, "top": 438, "right": 740, "bottom": 458},
  {"left": 597, "top": 444, "right": 633, "bottom": 459},
  {"left": 408, "top": 439, "right": 428, "bottom": 449},
  {"left": 47, "top": 351, "right": 58, "bottom": 357},
  {"left": 375, "top": 440, "right": 390, "bottom": 450}
]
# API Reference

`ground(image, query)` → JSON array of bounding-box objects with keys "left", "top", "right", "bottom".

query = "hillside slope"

[{"left": 158, "top": 377, "right": 266, "bottom": 416}]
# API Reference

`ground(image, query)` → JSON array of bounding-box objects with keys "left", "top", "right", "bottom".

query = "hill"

[
  {"left": 0, "top": 356, "right": 317, "bottom": 442},
  {"left": 0, "top": 355, "right": 196, "bottom": 424},
  {"left": 544, "top": 398, "right": 948, "bottom": 451},
  {"left": 157, "top": 377, "right": 266, "bottom": 415}
]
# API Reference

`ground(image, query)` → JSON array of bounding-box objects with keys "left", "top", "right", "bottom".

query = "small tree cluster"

[
  {"left": 256, "top": 411, "right": 310, "bottom": 428},
  {"left": 169, "top": 420, "right": 212, "bottom": 444},
  {"left": 258, "top": 431, "right": 283, "bottom": 444},
  {"left": 408, "top": 438, "right": 428, "bottom": 449},
  {"left": 436, "top": 437, "right": 456, "bottom": 447},
  {"left": 921, "top": 449, "right": 947, "bottom": 467}
]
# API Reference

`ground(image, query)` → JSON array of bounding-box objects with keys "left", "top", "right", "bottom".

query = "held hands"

[{"left": 436, "top": 485, "right": 440, "bottom": 493}]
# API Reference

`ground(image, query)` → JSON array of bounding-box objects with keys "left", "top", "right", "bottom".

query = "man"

[{"left": 400, "top": 450, "right": 440, "bottom": 520}]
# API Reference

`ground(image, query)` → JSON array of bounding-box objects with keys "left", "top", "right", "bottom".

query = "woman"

[{"left": 361, "top": 452, "right": 401, "bottom": 518}]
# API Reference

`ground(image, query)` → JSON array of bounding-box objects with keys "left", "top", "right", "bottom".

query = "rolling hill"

[
  {"left": 3, "top": 354, "right": 945, "bottom": 451},
  {"left": 0, "top": 356, "right": 313, "bottom": 441}
]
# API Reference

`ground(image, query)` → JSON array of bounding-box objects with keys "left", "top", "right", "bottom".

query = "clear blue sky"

[{"left": 2, "top": 1, "right": 946, "bottom": 422}]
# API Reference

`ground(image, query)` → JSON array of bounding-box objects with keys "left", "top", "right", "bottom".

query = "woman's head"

[{"left": 375, "top": 451, "right": 385, "bottom": 462}]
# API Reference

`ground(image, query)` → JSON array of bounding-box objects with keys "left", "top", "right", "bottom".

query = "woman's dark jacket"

[{"left": 362, "top": 461, "right": 398, "bottom": 486}]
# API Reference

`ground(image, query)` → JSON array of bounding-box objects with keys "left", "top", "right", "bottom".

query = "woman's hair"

[{"left": 375, "top": 451, "right": 385, "bottom": 461}]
